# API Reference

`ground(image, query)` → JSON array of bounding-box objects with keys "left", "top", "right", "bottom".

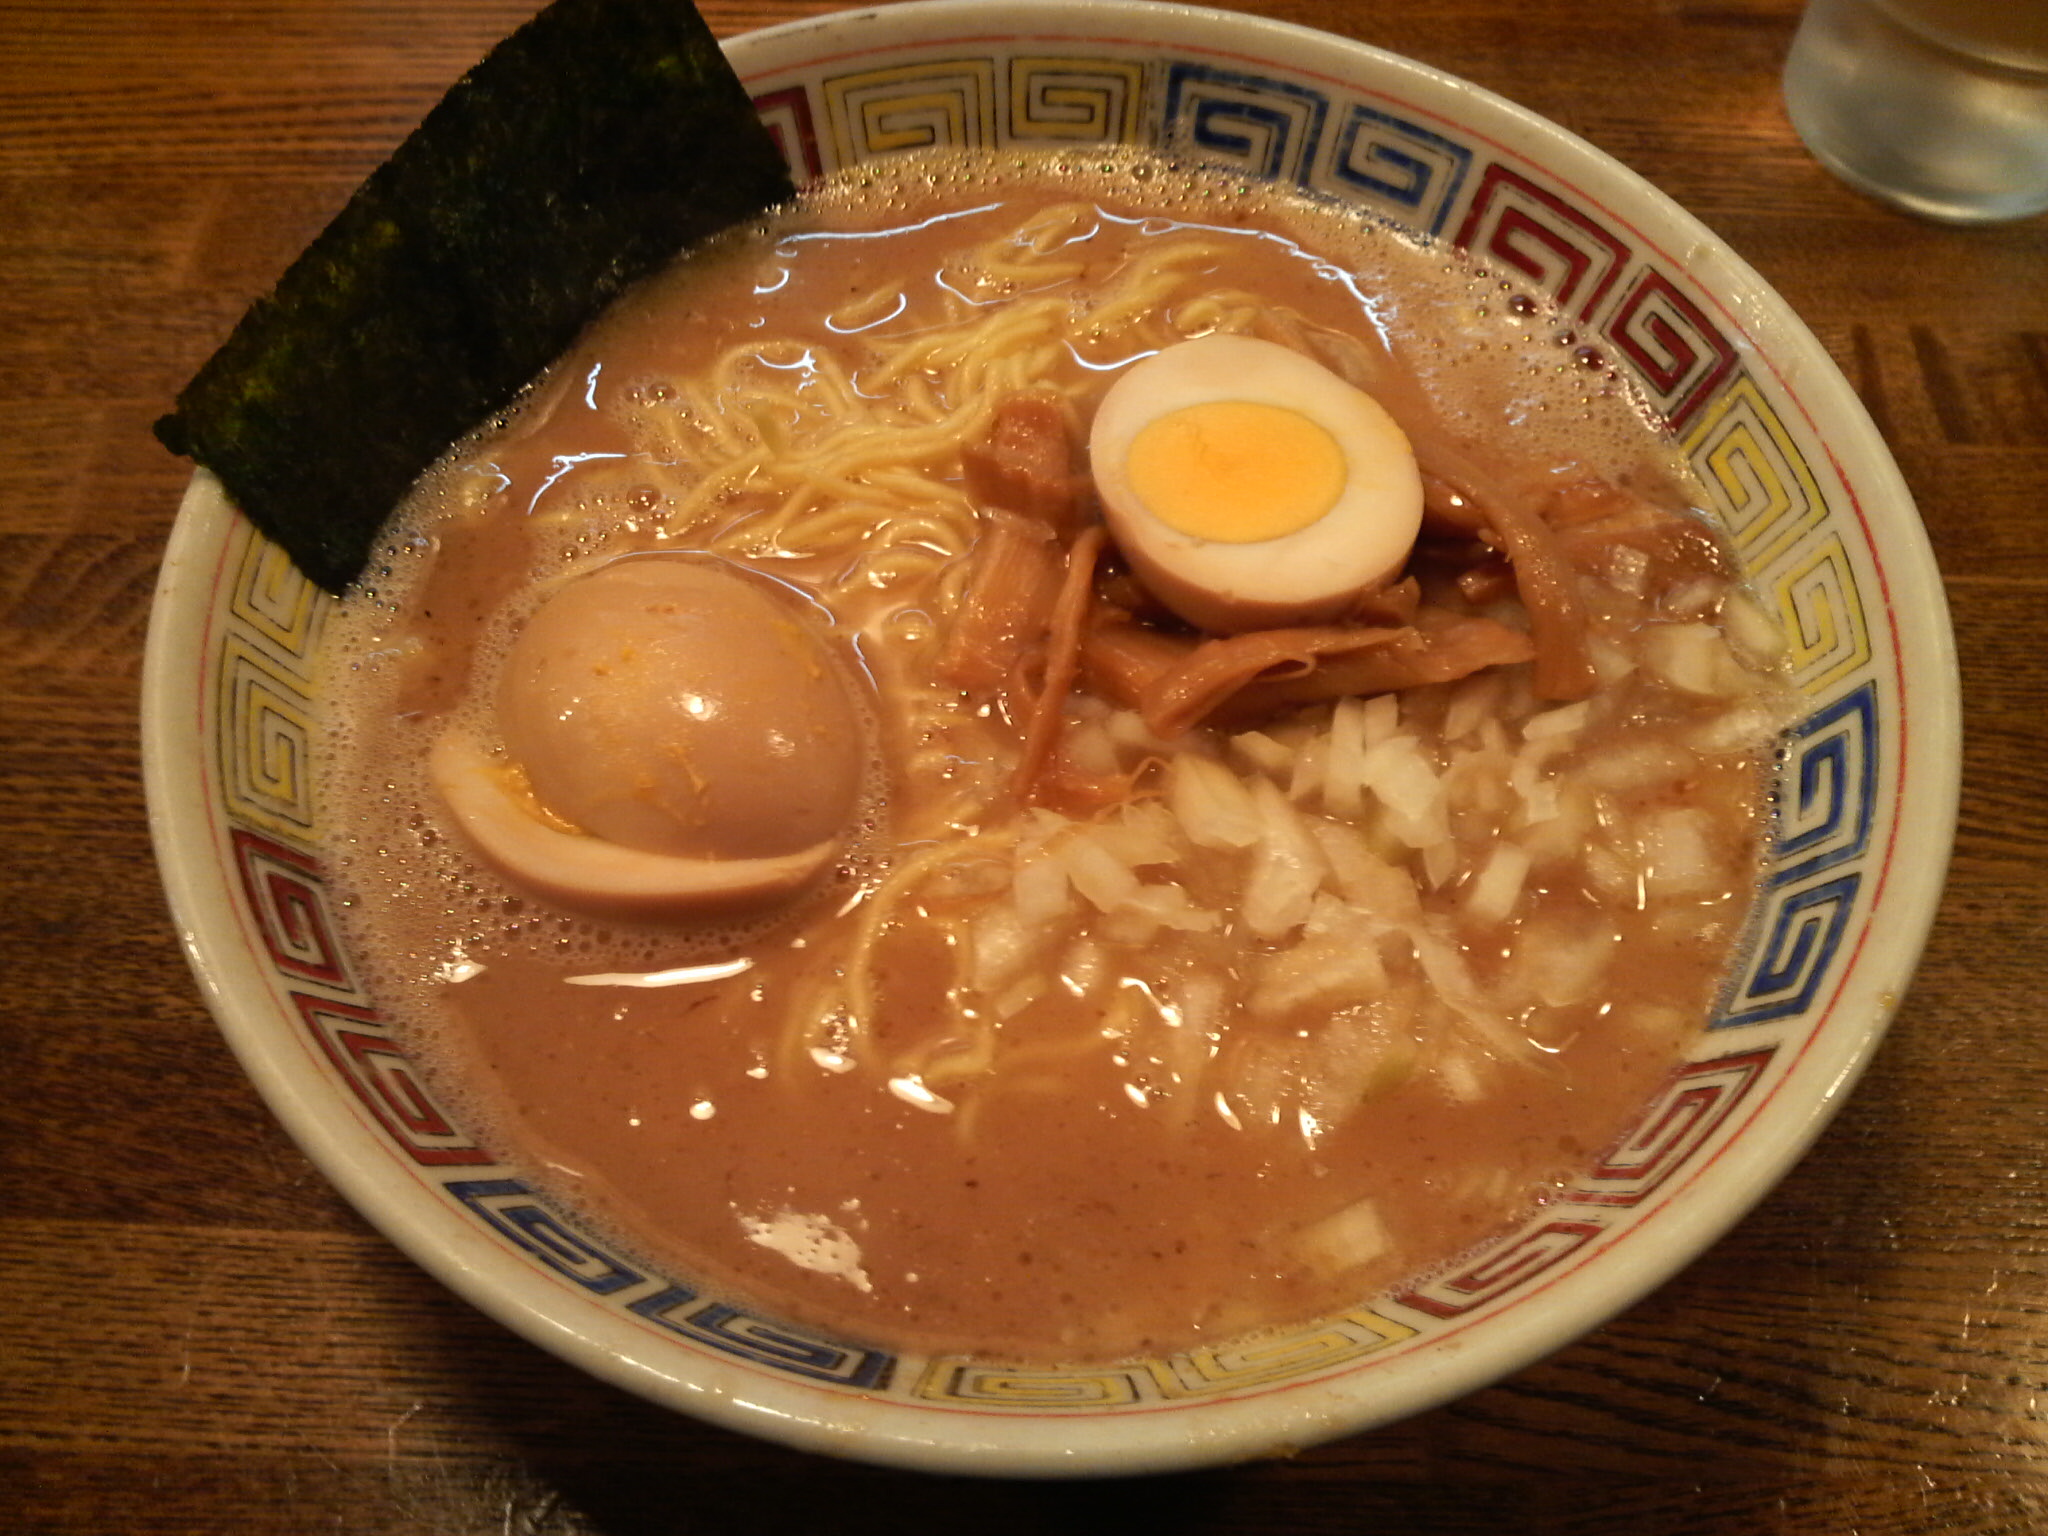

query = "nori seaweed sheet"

[{"left": 155, "top": 0, "right": 796, "bottom": 593}]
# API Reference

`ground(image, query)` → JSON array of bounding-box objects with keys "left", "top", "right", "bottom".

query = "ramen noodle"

[{"left": 317, "top": 150, "right": 1794, "bottom": 1363}]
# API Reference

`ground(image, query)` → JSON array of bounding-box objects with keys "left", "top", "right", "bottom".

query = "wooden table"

[{"left": 4, "top": 0, "right": 2042, "bottom": 1528}]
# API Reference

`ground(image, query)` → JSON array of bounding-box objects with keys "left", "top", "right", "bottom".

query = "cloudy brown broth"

[{"left": 318, "top": 150, "right": 1793, "bottom": 1363}]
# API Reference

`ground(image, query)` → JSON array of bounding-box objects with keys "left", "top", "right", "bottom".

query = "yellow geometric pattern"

[
  {"left": 219, "top": 632, "right": 317, "bottom": 839},
  {"left": 914, "top": 1360, "right": 1146, "bottom": 1407},
  {"left": 1683, "top": 374, "right": 1831, "bottom": 577},
  {"left": 229, "top": 531, "right": 323, "bottom": 663},
  {"left": 1146, "top": 1309, "right": 1416, "bottom": 1397},
  {"left": 825, "top": 61, "right": 1000, "bottom": 162},
  {"left": 1683, "top": 372, "right": 1872, "bottom": 696},
  {"left": 1009, "top": 57, "right": 1145, "bottom": 143},
  {"left": 912, "top": 1308, "right": 1415, "bottom": 1406},
  {"left": 219, "top": 526, "right": 325, "bottom": 843},
  {"left": 1768, "top": 531, "right": 1873, "bottom": 694}
]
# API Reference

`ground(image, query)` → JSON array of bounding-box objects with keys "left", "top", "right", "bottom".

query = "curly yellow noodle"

[
  {"left": 850, "top": 544, "right": 954, "bottom": 589},
  {"left": 785, "top": 829, "right": 1024, "bottom": 1072},
  {"left": 763, "top": 503, "right": 893, "bottom": 551},
  {"left": 863, "top": 296, "right": 1066, "bottom": 388},
  {"left": 1015, "top": 201, "right": 1097, "bottom": 250},
  {"left": 826, "top": 284, "right": 909, "bottom": 333},
  {"left": 660, "top": 454, "right": 769, "bottom": 531},
  {"left": 1170, "top": 292, "right": 1263, "bottom": 338},
  {"left": 1072, "top": 241, "right": 1228, "bottom": 333},
  {"left": 861, "top": 468, "right": 977, "bottom": 511},
  {"left": 950, "top": 224, "right": 1092, "bottom": 280},
  {"left": 894, "top": 372, "right": 948, "bottom": 424},
  {"left": 914, "top": 1022, "right": 1000, "bottom": 1092},
  {"left": 806, "top": 413, "right": 986, "bottom": 478}
]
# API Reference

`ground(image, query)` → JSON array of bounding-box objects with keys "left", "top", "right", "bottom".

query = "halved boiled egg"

[
  {"left": 1089, "top": 334, "right": 1424, "bottom": 634},
  {"left": 430, "top": 556, "right": 868, "bottom": 919}
]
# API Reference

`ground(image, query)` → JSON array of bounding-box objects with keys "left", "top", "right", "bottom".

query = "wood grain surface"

[{"left": 3, "top": 0, "right": 2043, "bottom": 1530}]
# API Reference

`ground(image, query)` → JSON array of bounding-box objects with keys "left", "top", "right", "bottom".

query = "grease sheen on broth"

[{"left": 318, "top": 150, "right": 1790, "bottom": 1364}]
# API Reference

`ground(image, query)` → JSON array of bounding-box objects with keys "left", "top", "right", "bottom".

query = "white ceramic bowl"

[{"left": 144, "top": 0, "right": 1960, "bottom": 1477}]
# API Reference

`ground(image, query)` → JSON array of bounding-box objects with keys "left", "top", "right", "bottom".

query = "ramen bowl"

[{"left": 143, "top": 0, "right": 1959, "bottom": 1477}]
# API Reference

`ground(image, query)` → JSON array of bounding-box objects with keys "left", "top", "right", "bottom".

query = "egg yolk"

[{"left": 1125, "top": 400, "right": 1346, "bottom": 543}]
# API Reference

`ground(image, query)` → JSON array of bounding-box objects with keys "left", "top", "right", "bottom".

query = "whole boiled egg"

[
  {"left": 1088, "top": 334, "right": 1424, "bottom": 634},
  {"left": 430, "top": 555, "right": 869, "bottom": 919}
]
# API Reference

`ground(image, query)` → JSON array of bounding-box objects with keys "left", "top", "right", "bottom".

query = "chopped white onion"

[
  {"left": 1230, "top": 730, "right": 1294, "bottom": 779},
  {"left": 1106, "top": 708, "right": 1176, "bottom": 756},
  {"left": 1664, "top": 576, "right": 1719, "bottom": 619},
  {"left": 1644, "top": 621, "right": 1730, "bottom": 697},
  {"left": 1243, "top": 777, "right": 1328, "bottom": 939},
  {"left": 969, "top": 900, "right": 1038, "bottom": 993},
  {"left": 1410, "top": 922, "right": 1526, "bottom": 1058},
  {"left": 1508, "top": 735, "right": 1572, "bottom": 826},
  {"left": 1436, "top": 1051, "right": 1486, "bottom": 1103},
  {"left": 1420, "top": 838, "right": 1461, "bottom": 891},
  {"left": 1510, "top": 921, "right": 1620, "bottom": 1007},
  {"left": 1288, "top": 731, "right": 1331, "bottom": 804},
  {"left": 1168, "top": 753, "right": 1263, "bottom": 850},
  {"left": 1587, "top": 634, "right": 1637, "bottom": 684},
  {"left": 1441, "top": 746, "right": 1516, "bottom": 824},
  {"left": 1640, "top": 807, "right": 1722, "bottom": 896},
  {"left": 1584, "top": 840, "right": 1640, "bottom": 904},
  {"left": 1463, "top": 843, "right": 1531, "bottom": 926},
  {"left": 992, "top": 975, "right": 1043, "bottom": 1019},
  {"left": 1522, "top": 701, "right": 1590, "bottom": 742},
  {"left": 1361, "top": 691, "right": 1401, "bottom": 748},
  {"left": 1689, "top": 699, "right": 1793, "bottom": 756},
  {"left": 1580, "top": 738, "right": 1695, "bottom": 794},
  {"left": 1310, "top": 820, "right": 1422, "bottom": 918},
  {"left": 1062, "top": 715, "right": 1121, "bottom": 775},
  {"left": 1059, "top": 830, "right": 1142, "bottom": 913},
  {"left": 1362, "top": 734, "right": 1449, "bottom": 848},
  {"left": 1250, "top": 928, "right": 1386, "bottom": 1016},
  {"left": 1517, "top": 782, "right": 1595, "bottom": 865},
  {"left": 1011, "top": 851, "right": 1070, "bottom": 926},
  {"left": 1323, "top": 696, "right": 1370, "bottom": 818},
  {"left": 1601, "top": 543, "right": 1652, "bottom": 596},
  {"left": 1293, "top": 1198, "right": 1390, "bottom": 1278},
  {"left": 1122, "top": 880, "right": 1219, "bottom": 933},
  {"left": 1439, "top": 675, "right": 1496, "bottom": 744},
  {"left": 1096, "top": 800, "right": 1182, "bottom": 868},
  {"left": 1721, "top": 589, "right": 1790, "bottom": 667}
]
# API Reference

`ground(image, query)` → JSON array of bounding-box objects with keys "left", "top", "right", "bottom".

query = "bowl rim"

[{"left": 143, "top": 0, "right": 1962, "bottom": 1477}]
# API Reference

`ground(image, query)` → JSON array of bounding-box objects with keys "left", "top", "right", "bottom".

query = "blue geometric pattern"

[
  {"left": 1711, "top": 680, "right": 1880, "bottom": 1030},
  {"left": 1327, "top": 102, "right": 1472, "bottom": 234},
  {"left": 1773, "top": 683, "right": 1878, "bottom": 887},
  {"left": 445, "top": 1179, "right": 646, "bottom": 1294},
  {"left": 1163, "top": 62, "right": 1328, "bottom": 185},
  {"left": 631, "top": 1286, "right": 897, "bottom": 1388},
  {"left": 1716, "top": 874, "right": 1862, "bottom": 1029}
]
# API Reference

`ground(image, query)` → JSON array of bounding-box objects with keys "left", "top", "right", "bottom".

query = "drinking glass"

[{"left": 1782, "top": 0, "right": 2048, "bottom": 223}]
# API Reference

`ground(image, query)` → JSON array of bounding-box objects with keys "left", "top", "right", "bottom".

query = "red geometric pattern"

[
  {"left": 1394, "top": 1219, "right": 1605, "bottom": 1320},
  {"left": 292, "top": 994, "right": 492, "bottom": 1166},
  {"left": 231, "top": 828, "right": 350, "bottom": 989},
  {"left": 754, "top": 86, "right": 823, "bottom": 185},
  {"left": 1605, "top": 269, "right": 1740, "bottom": 430},
  {"left": 1452, "top": 164, "right": 1631, "bottom": 320},
  {"left": 1567, "top": 1048, "right": 1778, "bottom": 1207}
]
